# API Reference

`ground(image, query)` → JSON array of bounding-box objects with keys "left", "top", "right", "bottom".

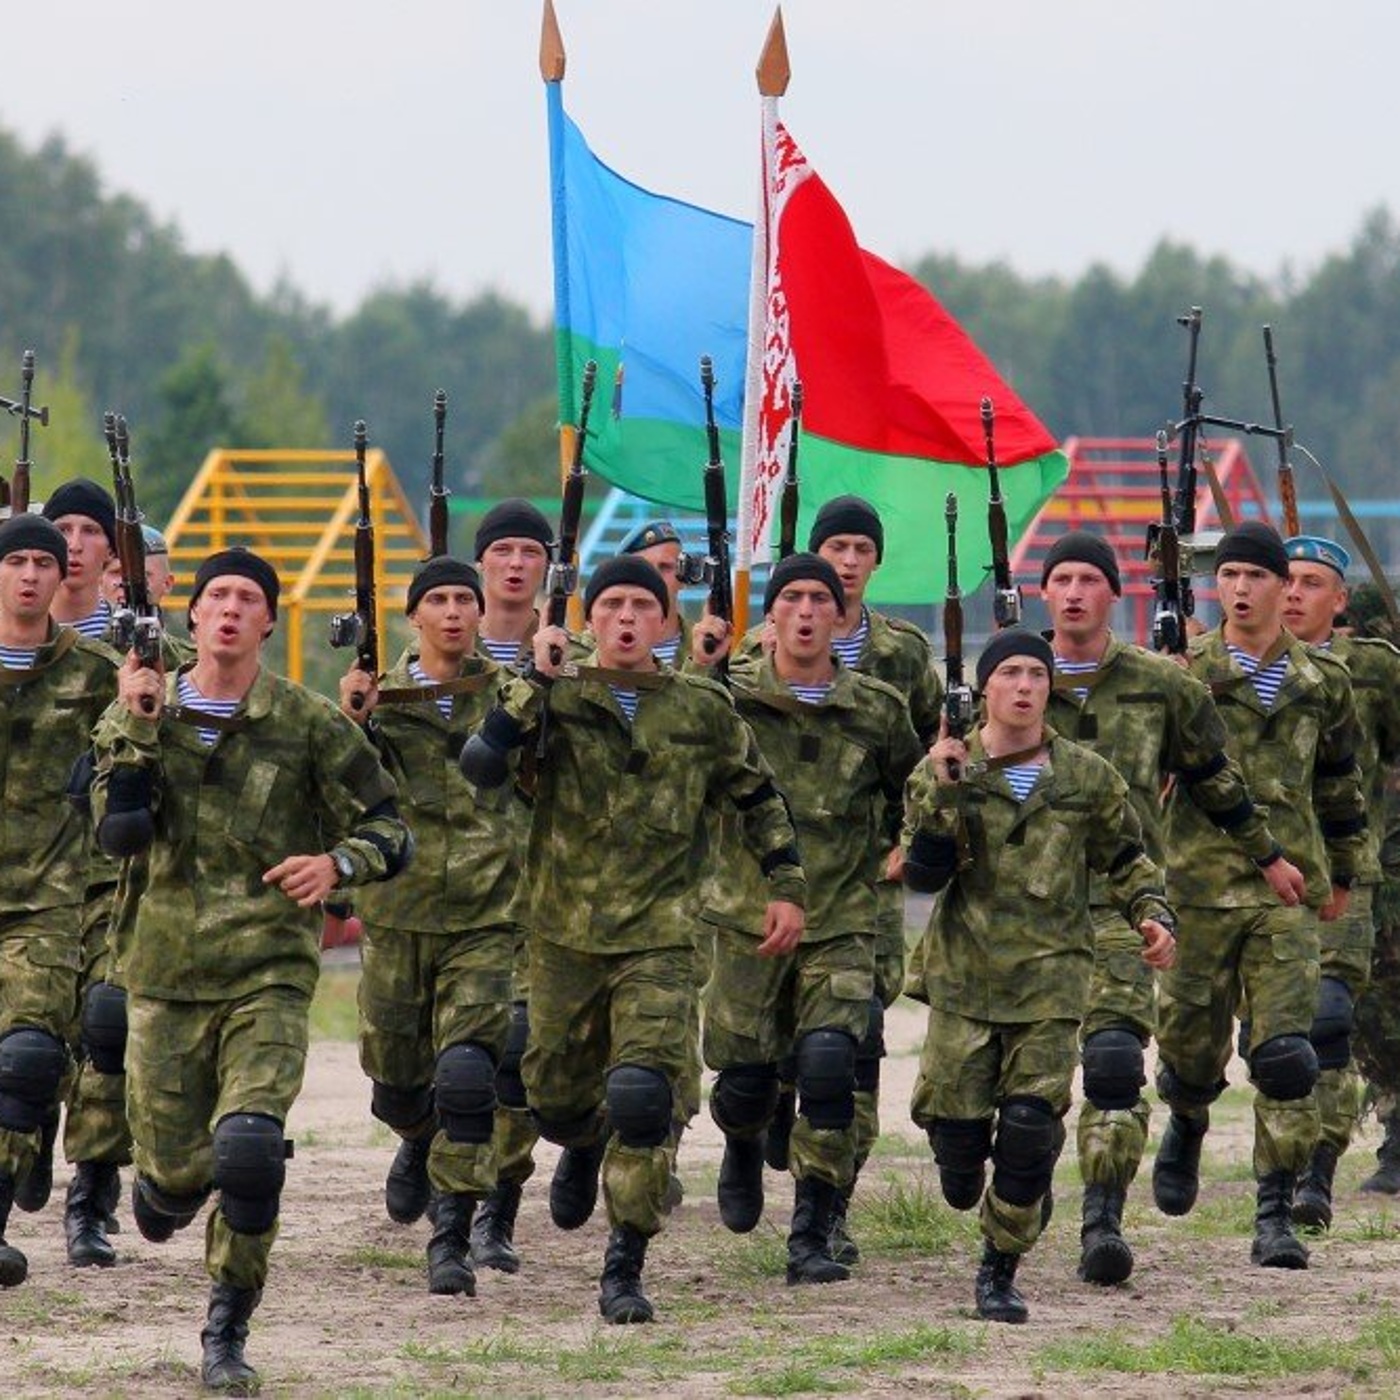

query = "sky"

[{"left": 3, "top": 2, "right": 1394, "bottom": 324}]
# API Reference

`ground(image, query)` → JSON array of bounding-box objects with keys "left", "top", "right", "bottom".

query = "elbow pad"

[
  {"left": 903, "top": 830, "right": 959, "bottom": 894},
  {"left": 459, "top": 706, "right": 525, "bottom": 789},
  {"left": 97, "top": 765, "right": 155, "bottom": 858}
]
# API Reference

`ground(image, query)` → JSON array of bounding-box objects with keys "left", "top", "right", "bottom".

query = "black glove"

[
  {"left": 97, "top": 765, "right": 155, "bottom": 858},
  {"left": 902, "top": 831, "right": 959, "bottom": 894},
  {"left": 459, "top": 706, "right": 525, "bottom": 790}
]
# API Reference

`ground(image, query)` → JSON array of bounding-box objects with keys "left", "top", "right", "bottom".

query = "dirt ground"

[{"left": 3, "top": 980, "right": 1400, "bottom": 1399}]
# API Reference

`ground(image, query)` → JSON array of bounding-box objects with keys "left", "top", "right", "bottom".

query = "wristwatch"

[{"left": 331, "top": 850, "right": 355, "bottom": 885}]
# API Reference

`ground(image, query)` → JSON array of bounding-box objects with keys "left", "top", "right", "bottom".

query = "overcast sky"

[{"left": 4, "top": 2, "right": 1392, "bottom": 323}]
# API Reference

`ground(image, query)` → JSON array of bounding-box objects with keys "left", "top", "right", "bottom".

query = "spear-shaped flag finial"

[
  {"left": 540, "top": 0, "right": 566, "bottom": 82},
  {"left": 757, "top": 8, "right": 790, "bottom": 96}
]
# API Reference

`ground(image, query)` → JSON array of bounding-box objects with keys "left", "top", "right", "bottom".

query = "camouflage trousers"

[
  {"left": 126, "top": 987, "right": 309, "bottom": 1291},
  {"left": 1314, "top": 886, "right": 1375, "bottom": 1155},
  {"left": 524, "top": 938, "right": 694, "bottom": 1236},
  {"left": 911, "top": 1008, "right": 1077, "bottom": 1256},
  {"left": 848, "top": 882, "right": 906, "bottom": 1181},
  {"left": 489, "top": 932, "right": 539, "bottom": 1188},
  {"left": 1157, "top": 903, "right": 1320, "bottom": 1178},
  {"left": 705, "top": 929, "right": 874, "bottom": 1190},
  {"left": 357, "top": 921, "right": 513, "bottom": 1196},
  {"left": 1355, "top": 894, "right": 1400, "bottom": 1108},
  {"left": 1077, "top": 907, "right": 1156, "bottom": 1191}
]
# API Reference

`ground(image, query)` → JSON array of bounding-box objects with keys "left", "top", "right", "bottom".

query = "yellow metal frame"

[{"left": 164, "top": 448, "right": 429, "bottom": 686}]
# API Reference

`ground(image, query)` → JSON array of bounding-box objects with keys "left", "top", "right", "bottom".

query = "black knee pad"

[
  {"left": 435, "top": 1042, "right": 497, "bottom": 1146},
  {"left": 1310, "top": 976, "right": 1355, "bottom": 1073},
  {"left": 1237, "top": 1017, "right": 1253, "bottom": 1062},
  {"left": 81, "top": 981, "right": 128, "bottom": 1076},
  {"left": 370, "top": 1080, "right": 434, "bottom": 1132},
  {"left": 605, "top": 1064, "right": 672, "bottom": 1149},
  {"left": 496, "top": 1001, "right": 529, "bottom": 1110},
  {"left": 1081, "top": 1028, "right": 1146, "bottom": 1112},
  {"left": 991, "top": 1096, "right": 1058, "bottom": 1208},
  {"left": 711, "top": 1063, "right": 779, "bottom": 1136},
  {"left": 533, "top": 1105, "right": 601, "bottom": 1149},
  {"left": 0, "top": 1027, "right": 67, "bottom": 1132},
  {"left": 213, "top": 1113, "right": 288, "bottom": 1235},
  {"left": 928, "top": 1117, "right": 993, "bottom": 1210},
  {"left": 138, "top": 1173, "right": 211, "bottom": 1223},
  {"left": 795, "top": 1028, "right": 857, "bottom": 1131},
  {"left": 854, "top": 998, "right": 885, "bottom": 1095},
  {"left": 1250, "top": 1033, "right": 1320, "bottom": 1102},
  {"left": 1155, "top": 1061, "right": 1224, "bottom": 1112}
]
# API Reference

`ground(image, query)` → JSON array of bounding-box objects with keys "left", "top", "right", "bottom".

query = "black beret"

[
  {"left": 1215, "top": 520, "right": 1289, "bottom": 580},
  {"left": 42, "top": 478, "right": 117, "bottom": 551},
  {"left": 1040, "top": 530, "right": 1121, "bottom": 595},
  {"left": 808, "top": 495, "right": 884, "bottom": 561},
  {"left": 584, "top": 556, "right": 669, "bottom": 619},
  {"left": 406, "top": 557, "right": 484, "bottom": 615},
  {"left": 975, "top": 628, "right": 1055, "bottom": 691},
  {"left": 762, "top": 551, "right": 847, "bottom": 615},
  {"left": 473, "top": 499, "right": 554, "bottom": 560},
  {"left": 620, "top": 519, "right": 682, "bottom": 554},
  {"left": 190, "top": 547, "right": 281, "bottom": 620},
  {"left": 0, "top": 513, "right": 68, "bottom": 576}
]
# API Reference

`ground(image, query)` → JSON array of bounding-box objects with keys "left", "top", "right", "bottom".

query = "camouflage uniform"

[{"left": 1356, "top": 784, "right": 1400, "bottom": 1121}]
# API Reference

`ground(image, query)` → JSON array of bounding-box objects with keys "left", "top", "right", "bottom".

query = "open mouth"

[{"left": 618, "top": 629, "right": 636, "bottom": 648}]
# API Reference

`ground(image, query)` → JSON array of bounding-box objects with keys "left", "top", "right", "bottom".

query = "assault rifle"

[
  {"left": 699, "top": 355, "right": 734, "bottom": 674},
  {"left": 428, "top": 389, "right": 449, "bottom": 558},
  {"left": 776, "top": 380, "right": 804, "bottom": 560},
  {"left": 1262, "top": 326, "right": 1300, "bottom": 538},
  {"left": 980, "top": 396, "right": 1021, "bottom": 628},
  {"left": 1, "top": 349, "right": 49, "bottom": 515},
  {"left": 942, "top": 492, "right": 976, "bottom": 780},
  {"left": 1144, "top": 429, "right": 1187, "bottom": 653},
  {"left": 1170, "top": 308, "right": 1205, "bottom": 540},
  {"left": 543, "top": 358, "right": 597, "bottom": 663},
  {"left": 104, "top": 413, "right": 162, "bottom": 711},
  {"left": 329, "top": 421, "right": 378, "bottom": 711}
]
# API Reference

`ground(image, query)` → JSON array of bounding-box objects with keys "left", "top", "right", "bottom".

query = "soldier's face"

[
  {"left": 769, "top": 581, "right": 840, "bottom": 664},
  {"left": 52, "top": 515, "right": 112, "bottom": 593},
  {"left": 101, "top": 552, "right": 173, "bottom": 610},
  {"left": 0, "top": 549, "right": 64, "bottom": 623},
  {"left": 410, "top": 585, "right": 480, "bottom": 657},
  {"left": 1216, "top": 563, "right": 1286, "bottom": 640},
  {"left": 1284, "top": 562, "right": 1346, "bottom": 645},
  {"left": 190, "top": 576, "right": 274, "bottom": 659},
  {"left": 982, "top": 657, "right": 1051, "bottom": 729},
  {"left": 100, "top": 554, "right": 125, "bottom": 609},
  {"left": 636, "top": 541, "right": 682, "bottom": 612},
  {"left": 590, "top": 586, "right": 666, "bottom": 670},
  {"left": 816, "top": 534, "right": 877, "bottom": 607},
  {"left": 1042, "top": 563, "right": 1115, "bottom": 640},
  {"left": 478, "top": 538, "right": 549, "bottom": 609}
]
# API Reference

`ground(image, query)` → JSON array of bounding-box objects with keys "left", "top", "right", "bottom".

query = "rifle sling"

[
  {"left": 1199, "top": 444, "right": 1238, "bottom": 530},
  {"left": 0, "top": 628, "right": 79, "bottom": 685},
  {"left": 567, "top": 664, "right": 668, "bottom": 690},
  {"left": 376, "top": 674, "right": 496, "bottom": 706},
  {"left": 164, "top": 704, "right": 247, "bottom": 735},
  {"left": 972, "top": 740, "right": 1050, "bottom": 775}
]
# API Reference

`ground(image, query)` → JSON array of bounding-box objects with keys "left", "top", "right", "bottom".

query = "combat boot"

[
  {"left": 13, "top": 1112, "right": 58, "bottom": 1214},
  {"left": 1152, "top": 1111, "right": 1208, "bottom": 1216},
  {"left": 785, "top": 1176, "right": 850, "bottom": 1286},
  {"left": 1078, "top": 1183, "right": 1133, "bottom": 1285},
  {"left": 764, "top": 1087, "right": 796, "bottom": 1172},
  {"left": 426, "top": 1192, "right": 476, "bottom": 1296},
  {"left": 131, "top": 1174, "right": 205, "bottom": 1244},
  {"left": 64, "top": 1161, "right": 118, "bottom": 1268},
  {"left": 549, "top": 1140, "right": 605, "bottom": 1230},
  {"left": 598, "top": 1224, "right": 653, "bottom": 1324},
  {"left": 1251, "top": 1171, "right": 1309, "bottom": 1269},
  {"left": 828, "top": 1185, "right": 860, "bottom": 1266},
  {"left": 199, "top": 1281, "right": 261, "bottom": 1394},
  {"left": 1293, "top": 1143, "right": 1339, "bottom": 1230},
  {"left": 975, "top": 1241, "right": 1029, "bottom": 1323},
  {"left": 0, "top": 1173, "right": 29, "bottom": 1288},
  {"left": 469, "top": 1180, "right": 522, "bottom": 1273},
  {"left": 385, "top": 1131, "right": 433, "bottom": 1225},
  {"left": 717, "top": 1132, "right": 765, "bottom": 1234},
  {"left": 1360, "top": 1115, "right": 1400, "bottom": 1194},
  {"left": 97, "top": 1163, "right": 121, "bottom": 1235}
]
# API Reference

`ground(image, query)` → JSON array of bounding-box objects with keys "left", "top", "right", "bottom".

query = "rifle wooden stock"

[
  {"left": 428, "top": 388, "right": 449, "bottom": 558},
  {"left": 105, "top": 412, "right": 161, "bottom": 712},
  {"left": 1262, "top": 326, "right": 1300, "bottom": 538},
  {"left": 544, "top": 359, "right": 597, "bottom": 661},
  {"left": 777, "top": 380, "right": 803, "bottom": 560},
  {"left": 329, "top": 421, "right": 378, "bottom": 711},
  {"left": 942, "top": 491, "right": 976, "bottom": 780},
  {"left": 699, "top": 355, "right": 733, "bottom": 673},
  {"left": 2, "top": 350, "right": 48, "bottom": 515},
  {"left": 1171, "top": 308, "right": 1204, "bottom": 537},
  {"left": 980, "top": 396, "right": 1021, "bottom": 628},
  {"left": 1148, "top": 428, "right": 1187, "bottom": 654}
]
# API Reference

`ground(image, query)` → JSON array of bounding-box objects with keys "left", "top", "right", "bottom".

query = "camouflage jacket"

[
  {"left": 1047, "top": 633, "right": 1280, "bottom": 906},
  {"left": 490, "top": 655, "right": 807, "bottom": 953},
  {"left": 0, "top": 625, "right": 118, "bottom": 924},
  {"left": 355, "top": 649, "right": 523, "bottom": 935},
  {"left": 904, "top": 728, "right": 1172, "bottom": 1022},
  {"left": 91, "top": 664, "right": 410, "bottom": 1001},
  {"left": 702, "top": 655, "right": 923, "bottom": 942},
  {"left": 1165, "top": 626, "right": 1366, "bottom": 908}
]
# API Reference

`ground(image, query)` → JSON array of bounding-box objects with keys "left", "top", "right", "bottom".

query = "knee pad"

[
  {"left": 928, "top": 1117, "right": 993, "bottom": 1210},
  {"left": 854, "top": 998, "right": 885, "bottom": 1095},
  {"left": 1309, "top": 976, "right": 1355, "bottom": 1073},
  {"left": 370, "top": 1080, "right": 434, "bottom": 1132},
  {"left": 81, "top": 981, "right": 128, "bottom": 1076},
  {"left": 496, "top": 1001, "right": 529, "bottom": 1110},
  {"left": 1237, "top": 1017, "right": 1252, "bottom": 1062},
  {"left": 213, "top": 1113, "right": 288, "bottom": 1235},
  {"left": 1250, "top": 1033, "right": 1320, "bottom": 1102},
  {"left": 711, "top": 1063, "right": 779, "bottom": 1136},
  {"left": 0, "top": 1027, "right": 67, "bottom": 1132},
  {"left": 991, "top": 1097, "right": 1058, "bottom": 1208},
  {"left": 533, "top": 1105, "right": 601, "bottom": 1149},
  {"left": 435, "top": 1042, "right": 497, "bottom": 1146},
  {"left": 1081, "top": 1028, "right": 1146, "bottom": 1112},
  {"left": 795, "top": 1028, "right": 857, "bottom": 1131},
  {"left": 138, "top": 1173, "right": 211, "bottom": 1223},
  {"left": 1155, "top": 1061, "right": 1224, "bottom": 1111},
  {"left": 605, "top": 1064, "right": 672, "bottom": 1149}
]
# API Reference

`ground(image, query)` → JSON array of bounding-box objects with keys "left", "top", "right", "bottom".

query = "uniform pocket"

[{"left": 227, "top": 759, "right": 280, "bottom": 844}]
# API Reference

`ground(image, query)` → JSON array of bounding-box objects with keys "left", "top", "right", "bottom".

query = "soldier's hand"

[
  {"left": 761, "top": 615, "right": 778, "bottom": 657},
  {"left": 532, "top": 625, "right": 571, "bottom": 678},
  {"left": 691, "top": 616, "right": 732, "bottom": 665},
  {"left": 1319, "top": 885, "right": 1351, "bottom": 922},
  {"left": 338, "top": 665, "right": 379, "bottom": 721},
  {"left": 1260, "top": 854, "right": 1306, "bottom": 907},
  {"left": 1138, "top": 918, "right": 1177, "bottom": 970},
  {"left": 320, "top": 908, "right": 363, "bottom": 949},
  {"left": 264, "top": 853, "right": 338, "bottom": 908},
  {"left": 758, "top": 900, "right": 804, "bottom": 957},
  {"left": 118, "top": 652, "right": 164, "bottom": 719},
  {"left": 929, "top": 730, "right": 967, "bottom": 785},
  {"left": 884, "top": 846, "right": 905, "bottom": 883}
]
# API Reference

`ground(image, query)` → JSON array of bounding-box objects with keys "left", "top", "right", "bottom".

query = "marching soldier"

[{"left": 42, "top": 478, "right": 116, "bottom": 640}]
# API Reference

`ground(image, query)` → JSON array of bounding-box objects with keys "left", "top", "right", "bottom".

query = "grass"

[
  {"left": 350, "top": 1244, "right": 422, "bottom": 1270},
  {"left": 851, "top": 1176, "right": 975, "bottom": 1256},
  {"left": 310, "top": 964, "right": 361, "bottom": 1041}
]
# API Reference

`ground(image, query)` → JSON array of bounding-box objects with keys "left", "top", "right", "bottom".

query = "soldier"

[
  {"left": 1039, "top": 532, "right": 1303, "bottom": 1284},
  {"left": 1152, "top": 521, "right": 1366, "bottom": 1270},
  {"left": 0, "top": 515, "right": 119, "bottom": 1289},
  {"left": 617, "top": 519, "right": 693, "bottom": 665},
  {"left": 459, "top": 555, "right": 806, "bottom": 1323},
  {"left": 90, "top": 546, "right": 412, "bottom": 1391},
  {"left": 42, "top": 478, "right": 117, "bottom": 640},
  {"left": 698, "top": 552, "right": 922, "bottom": 1285},
  {"left": 337, "top": 556, "right": 518, "bottom": 1297},
  {"left": 100, "top": 523, "right": 182, "bottom": 640},
  {"left": 474, "top": 498, "right": 553, "bottom": 665},
  {"left": 1281, "top": 537, "right": 1400, "bottom": 1226},
  {"left": 903, "top": 628, "right": 1176, "bottom": 1323}
]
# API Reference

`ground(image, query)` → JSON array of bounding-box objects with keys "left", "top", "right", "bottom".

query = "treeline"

[{"left": 3, "top": 122, "right": 1400, "bottom": 527}]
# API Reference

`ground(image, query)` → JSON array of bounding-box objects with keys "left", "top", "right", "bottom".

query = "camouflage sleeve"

[
  {"left": 906, "top": 639, "right": 944, "bottom": 747},
  {"left": 881, "top": 700, "right": 928, "bottom": 849},
  {"left": 1315, "top": 666, "right": 1368, "bottom": 887},
  {"left": 1086, "top": 765, "right": 1174, "bottom": 930}
]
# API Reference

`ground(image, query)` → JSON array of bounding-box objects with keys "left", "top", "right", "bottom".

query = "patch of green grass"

[
  {"left": 733, "top": 1363, "right": 842, "bottom": 1396},
  {"left": 349, "top": 1244, "right": 421, "bottom": 1270},
  {"left": 718, "top": 1222, "right": 790, "bottom": 1281},
  {"left": 865, "top": 1130, "right": 927, "bottom": 1160},
  {"left": 1179, "top": 1190, "right": 1255, "bottom": 1238},
  {"left": 852, "top": 1176, "right": 974, "bottom": 1255},
  {"left": 310, "top": 965, "right": 361, "bottom": 1041},
  {"left": 2, "top": 1287, "right": 83, "bottom": 1326}
]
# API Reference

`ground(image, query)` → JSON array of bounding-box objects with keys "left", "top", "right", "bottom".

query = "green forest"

[{"left": 4, "top": 123, "right": 1400, "bottom": 526}]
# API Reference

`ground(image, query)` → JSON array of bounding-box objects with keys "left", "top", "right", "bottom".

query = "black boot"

[
  {"left": 1078, "top": 1183, "right": 1133, "bottom": 1285},
  {"left": 1251, "top": 1171, "right": 1309, "bottom": 1269},
  {"left": 13, "top": 1112, "right": 58, "bottom": 1214},
  {"left": 828, "top": 1185, "right": 860, "bottom": 1266},
  {"left": 549, "top": 1140, "right": 605, "bottom": 1230},
  {"left": 785, "top": 1176, "right": 851, "bottom": 1286},
  {"left": 764, "top": 1087, "right": 797, "bottom": 1172},
  {"left": 64, "top": 1162, "right": 118, "bottom": 1268},
  {"left": 385, "top": 1132, "right": 433, "bottom": 1225},
  {"left": 200, "top": 1282, "right": 261, "bottom": 1394},
  {"left": 717, "top": 1133, "right": 765, "bottom": 1234},
  {"left": 98, "top": 1163, "right": 121, "bottom": 1235},
  {"left": 598, "top": 1224, "right": 653, "bottom": 1324},
  {"left": 469, "top": 1181, "right": 522, "bottom": 1274},
  {"left": 1152, "top": 1112, "right": 1207, "bottom": 1216},
  {"left": 975, "top": 1242, "right": 1029, "bottom": 1323},
  {"left": 426, "top": 1192, "right": 477, "bottom": 1296},
  {"left": 1293, "top": 1143, "right": 1339, "bottom": 1230},
  {"left": 0, "top": 1173, "right": 29, "bottom": 1288},
  {"left": 1360, "top": 1115, "right": 1400, "bottom": 1195},
  {"left": 131, "top": 1174, "right": 205, "bottom": 1244}
]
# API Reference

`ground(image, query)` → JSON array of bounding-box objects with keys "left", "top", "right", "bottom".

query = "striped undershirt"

[
  {"left": 478, "top": 635, "right": 524, "bottom": 665},
  {"left": 830, "top": 606, "right": 870, "bottom": 668},
  {"left": 1226, "top": 643, "right": 1289, "bottom": 709},
  {"left": 0, "top": 645, "right": 38, "bottom": 670},
  {"left": 176, "top": 674, "right": 241, "bottom": 746},
  {"left": 652, "top": 633, "right": 682, "bottom": 667},
  {"left": 66, "top": 601, "right": 112, "bottom": 641},
  {"left": 408, "top": 660, "right": 453, "bottom": 719},
  {"left": 787, "top": 681, "right": 833, "bottom": 705},
  {"left": 1053, "top": 655, "right": 1099, "bottom": 701},
  {"left": 1002, "top": 761, "right": 1044, "bottom": 802},
  {"left": 608, "top": 686, "right": 639, "bottom": 722}
]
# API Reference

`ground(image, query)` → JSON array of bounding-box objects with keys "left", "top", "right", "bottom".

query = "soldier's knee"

[
  {"left": 370, "top": 1080, "right": 433, "bottom": 1132},
  {"left": 81, "top": 981, "right": 127, "bottom": 1075},
  {"left": 928, "top": 1116, "right": 992, "bottom": 1210},
  {"left": 1155, "top": 1061, "right": 1224, "bottom": 1111},
  {"left": 137, "top": 1172, "right": 211, "bottom": 1223},
  {"left": 0, "top": 1027, "right": 67, "bottom": 1132},
  {"left": 1081, "top": 1028, "right": 1146, "bottom": 1112},
  {"left": 711, "top": 1063, "right": 778, "bottom": 1136},
  {"left": 213, "top": 1113, "right": 288, "bottom": 1235},
  {"left": 496, "top": 1001, "right": 529, "bottom": 1110},
  {"left": 435, "top": 1042, "right": 497, "bottom": 1145},
  {"left": 533, "top": 1106, "right": 600, "bottom": 1149},
  {"left": 1309, "top": 976, "right": 1355, "bottom": 1072},
  {"left": 605, "top": 1064, "right": 672, "bottom": 1149},
  {"left": 1250, "top": 1033, "right": 1319, "bottom": 1102},
  {"left": 991, "top": 1096, "right": 1059, "bottom": 1207},
  {"left": 796, "top": 1029, "right": 857, "bottom": 1130},
  {"left": 854, "top": 998, "right": 885, "bottom": 1095}
]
